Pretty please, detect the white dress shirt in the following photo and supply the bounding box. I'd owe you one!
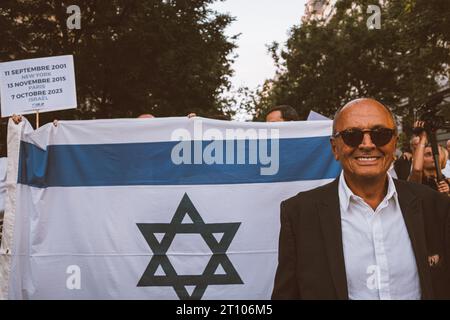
[388,163,397,179]
[338,171,421,300]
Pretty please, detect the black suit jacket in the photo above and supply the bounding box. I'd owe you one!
[272,177,450,300]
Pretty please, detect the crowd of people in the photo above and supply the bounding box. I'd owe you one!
[394,122,450,194]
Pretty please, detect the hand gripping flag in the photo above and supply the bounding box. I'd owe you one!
[0,117,340,299]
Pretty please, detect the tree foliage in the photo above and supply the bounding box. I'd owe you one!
[255,0,450,122]
[0,0,237,123]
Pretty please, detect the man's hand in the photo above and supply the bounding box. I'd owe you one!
[414,121,428,146]
[436,180,449,195]
[11,114,22,125]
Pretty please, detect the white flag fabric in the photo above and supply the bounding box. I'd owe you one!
[0,117,340,300]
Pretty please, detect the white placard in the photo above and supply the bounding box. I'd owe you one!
[0,55,77,117]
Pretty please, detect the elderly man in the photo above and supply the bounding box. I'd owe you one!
[272,98,449,300]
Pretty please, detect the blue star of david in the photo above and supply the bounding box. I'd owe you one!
[137,193,243,300]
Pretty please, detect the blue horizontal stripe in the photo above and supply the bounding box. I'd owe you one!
[18,137,341,188]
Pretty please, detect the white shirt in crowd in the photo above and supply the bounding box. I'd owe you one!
[338,171,421,300]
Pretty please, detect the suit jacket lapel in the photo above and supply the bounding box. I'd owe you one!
[395,180,434,299]
[317,178,349,300]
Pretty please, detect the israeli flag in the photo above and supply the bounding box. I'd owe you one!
[0,117,340,300]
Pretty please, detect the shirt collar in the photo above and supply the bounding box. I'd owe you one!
[338,170,398,212]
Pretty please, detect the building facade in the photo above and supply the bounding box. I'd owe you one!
[302,0,338,24]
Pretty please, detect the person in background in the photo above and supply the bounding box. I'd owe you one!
[265,105,299,122]
[394,135,420,181]
[0,114,26,244]
[394,145,413,180]
[442,139,450,178]
[0,155,6,243]
[408,121,449,196]
[187,113,231,120]
[0,121,6,245]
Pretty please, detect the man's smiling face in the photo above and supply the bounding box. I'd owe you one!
[331,100,398,181]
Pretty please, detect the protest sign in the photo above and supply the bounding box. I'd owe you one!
[0,55,77,117]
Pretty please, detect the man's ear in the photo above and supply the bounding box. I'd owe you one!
[393,134,399,152]
[330,138,339,161]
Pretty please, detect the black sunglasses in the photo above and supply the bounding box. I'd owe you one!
[333,128,396,148]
